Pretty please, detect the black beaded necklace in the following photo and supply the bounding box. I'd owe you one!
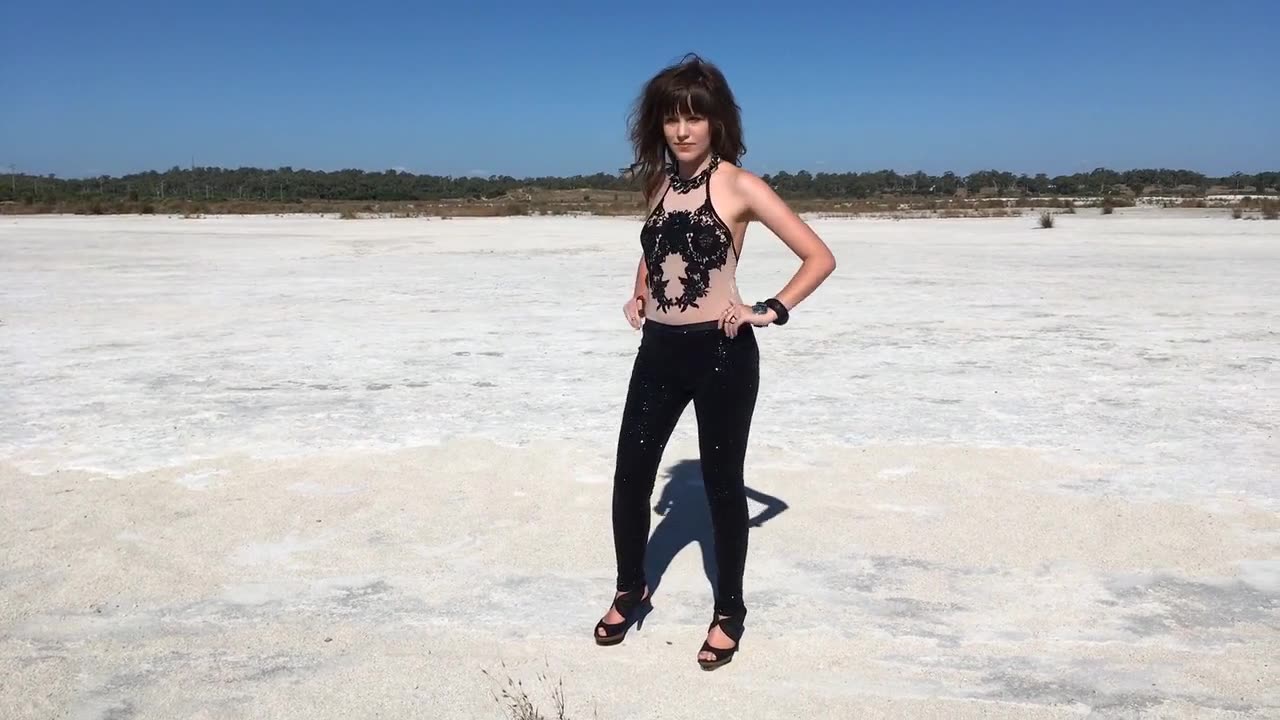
[667,153,720,194]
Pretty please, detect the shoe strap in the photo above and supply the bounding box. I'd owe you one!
[699,639,730,660]
[613,588,646,615]
[709,614,745,641]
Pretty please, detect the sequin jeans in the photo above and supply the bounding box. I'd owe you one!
[612,318,760,617]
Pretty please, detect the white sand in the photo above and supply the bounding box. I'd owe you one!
[1,211,1277,718]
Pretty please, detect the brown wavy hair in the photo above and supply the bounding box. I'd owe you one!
[626,53,745,201]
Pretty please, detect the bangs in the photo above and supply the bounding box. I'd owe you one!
[628,53,745,195]
[659,83,718,120]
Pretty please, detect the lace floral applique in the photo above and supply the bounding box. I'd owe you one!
[640,186,733,313]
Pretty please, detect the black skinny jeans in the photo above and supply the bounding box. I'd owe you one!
[612,318,760,617]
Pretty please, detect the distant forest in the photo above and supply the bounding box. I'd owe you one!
[2,166,1277,206]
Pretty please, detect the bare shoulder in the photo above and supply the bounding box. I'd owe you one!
[724,164,769,196]
[707,163,765,225]
[722,164,833,264]
[727,166,773,211]
[722,164,788,223]
[646,177,671,214]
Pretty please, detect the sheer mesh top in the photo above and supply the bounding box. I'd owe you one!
[639,156,741,325]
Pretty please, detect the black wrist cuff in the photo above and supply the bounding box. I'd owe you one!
[764,298,789,325]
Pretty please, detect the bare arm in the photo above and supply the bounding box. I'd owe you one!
[737,171,837,310]
[623,185,665,328]
[634,182,668,301]
[633,255,647,300]
[623,250,650,329]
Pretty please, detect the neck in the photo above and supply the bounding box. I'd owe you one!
[676,152,713,180]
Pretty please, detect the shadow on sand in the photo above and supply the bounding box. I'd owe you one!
[643,458,789,606]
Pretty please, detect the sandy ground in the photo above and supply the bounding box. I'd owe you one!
[1,210,1277,719]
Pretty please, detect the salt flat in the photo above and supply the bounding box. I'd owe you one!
[1,211,1277,718]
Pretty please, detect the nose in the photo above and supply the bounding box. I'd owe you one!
[676,119,690,140]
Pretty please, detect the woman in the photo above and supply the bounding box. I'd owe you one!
[594,53,836,670]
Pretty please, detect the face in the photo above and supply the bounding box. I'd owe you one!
[663,108,712,165]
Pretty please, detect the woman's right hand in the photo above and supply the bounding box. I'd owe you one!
[623,295,645,329]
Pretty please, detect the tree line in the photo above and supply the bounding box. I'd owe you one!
[3,165,1277,205]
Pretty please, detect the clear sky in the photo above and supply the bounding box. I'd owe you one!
[2,0,1276,179]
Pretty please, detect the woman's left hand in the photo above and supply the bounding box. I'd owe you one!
[718,303,776,338]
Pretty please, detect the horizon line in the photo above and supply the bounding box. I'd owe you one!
[7,163,1279,182]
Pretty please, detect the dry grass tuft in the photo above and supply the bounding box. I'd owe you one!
[1039,211,1054,228]
[481,661,594,720]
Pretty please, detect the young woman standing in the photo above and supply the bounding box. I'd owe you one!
[595,54,837,670]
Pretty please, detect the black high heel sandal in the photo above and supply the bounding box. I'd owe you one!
[697,612,745,670]
[593,587,652,646]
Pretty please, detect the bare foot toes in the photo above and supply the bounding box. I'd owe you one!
[699,615,736,661]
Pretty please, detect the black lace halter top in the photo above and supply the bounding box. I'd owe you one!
[639,155,741,321]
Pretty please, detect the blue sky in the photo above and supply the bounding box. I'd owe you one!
[2,0,1276,179]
